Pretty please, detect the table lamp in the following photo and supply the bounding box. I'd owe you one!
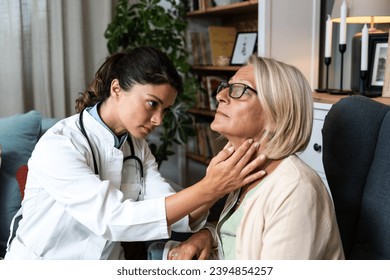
[331,0,390,27]
[331,0,390,96]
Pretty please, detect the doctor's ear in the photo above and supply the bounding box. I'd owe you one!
[110,79,121,98]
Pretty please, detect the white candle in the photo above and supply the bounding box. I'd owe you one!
[361,24,369,71]
[325,15,333,57]
[339,0,347,44]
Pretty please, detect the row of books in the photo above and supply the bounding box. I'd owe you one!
[187,0,215,12]
[190,26,237,66]
[187,122,228,158]
[195,75,225,111]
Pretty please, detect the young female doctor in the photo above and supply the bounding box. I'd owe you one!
[5,46,266,260]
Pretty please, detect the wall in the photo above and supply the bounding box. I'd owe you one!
[258,0,321,90]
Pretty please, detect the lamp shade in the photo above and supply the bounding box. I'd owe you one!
[331,0,390,24]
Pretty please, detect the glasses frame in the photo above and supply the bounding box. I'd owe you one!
[216,81,257,99]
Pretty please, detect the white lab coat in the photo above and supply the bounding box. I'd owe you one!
[5,112,206,259]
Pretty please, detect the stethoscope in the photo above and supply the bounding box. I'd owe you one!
[79,109,146,199]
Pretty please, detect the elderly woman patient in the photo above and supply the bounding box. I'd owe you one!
[166,55,345,260]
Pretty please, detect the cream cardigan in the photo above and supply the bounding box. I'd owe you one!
[212,155,345,260]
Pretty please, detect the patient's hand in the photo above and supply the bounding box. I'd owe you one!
[167,229,213,260]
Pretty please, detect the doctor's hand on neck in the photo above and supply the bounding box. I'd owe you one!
[164,139,268,226]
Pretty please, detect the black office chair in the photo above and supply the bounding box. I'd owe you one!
[322,95,390,259]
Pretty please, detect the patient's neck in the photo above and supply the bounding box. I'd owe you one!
[230,137,264,158]
[229,136,279,177]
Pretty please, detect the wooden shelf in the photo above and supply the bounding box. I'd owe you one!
[188,107,216,117]
[191,65,240,72]
[186,152,211,165]
[313,92,390,106]
[187,1,258,17]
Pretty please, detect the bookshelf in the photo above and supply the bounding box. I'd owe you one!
[187,0,258,17]
[185,0,258,221]
[185,0,258,185]
[191,65,240,72]
[183,1,258,220]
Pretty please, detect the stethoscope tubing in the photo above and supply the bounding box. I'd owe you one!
[79,109,144,178]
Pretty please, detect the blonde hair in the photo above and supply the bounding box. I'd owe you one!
[247,55,313,159]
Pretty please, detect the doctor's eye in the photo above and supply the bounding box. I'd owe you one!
[147,100,159,108]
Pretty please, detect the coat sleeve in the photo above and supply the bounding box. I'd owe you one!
[136,138,207,233]
[28,130,172,242]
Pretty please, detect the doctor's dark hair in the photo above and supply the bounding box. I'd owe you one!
[75,46,183,112]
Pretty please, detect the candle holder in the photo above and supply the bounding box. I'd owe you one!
[360,70,367,95]
[328,44,354,95]
[315,57,336,93]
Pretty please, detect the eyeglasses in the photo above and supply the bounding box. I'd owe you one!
[216,81,257,99]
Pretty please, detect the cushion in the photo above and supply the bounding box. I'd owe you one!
[0,110,42,258]
[40,117,59,138]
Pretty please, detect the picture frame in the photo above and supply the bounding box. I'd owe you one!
[370,42,388,87]
[366,32,388,96]
[382,30,390,98]
[350,32,389,96]
[230,32,258,66]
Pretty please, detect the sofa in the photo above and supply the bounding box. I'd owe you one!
[0,110,58,258]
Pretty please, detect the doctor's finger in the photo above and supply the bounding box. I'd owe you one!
[222,141,232,150]
[239,155,268,185]
[225,139,259,169]
[208,139,256,171]
[242,170,268,186]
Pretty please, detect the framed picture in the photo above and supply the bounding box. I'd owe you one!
[370,42,388,86]
[366,32,389,96]
[230,32,257,66]
[350,32,389,96]
[382,31,390,98]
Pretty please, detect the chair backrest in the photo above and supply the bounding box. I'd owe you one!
[322,95,390,259]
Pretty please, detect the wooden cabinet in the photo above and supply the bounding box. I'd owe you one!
[298,102,332,188]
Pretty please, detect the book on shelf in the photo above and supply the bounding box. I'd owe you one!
[195,75,226,111]
[195,80,210,110]
[198,0,213,11]
[190,32,212,66]
[187,0,204,11]
[187,0,214,12]
[205,76,224,111]
[190,122,227,159]
[192,0,199,11]
[190,32,201,65]
[208,26,237,66]
[205,126,228,157]
[199,32,212,65]
[195,122,209,158]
